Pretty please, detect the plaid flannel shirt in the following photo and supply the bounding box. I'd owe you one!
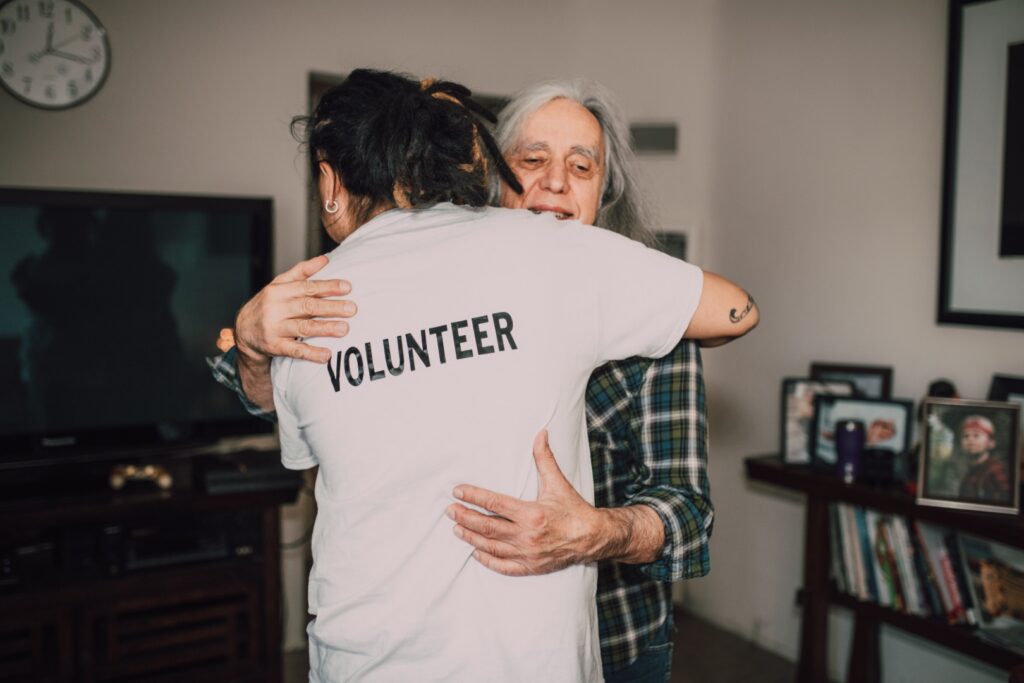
[586,340,711,673]
[208,340,712,673]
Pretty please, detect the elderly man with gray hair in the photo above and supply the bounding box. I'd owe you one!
[215,78,724,682]
[449,79,713,682]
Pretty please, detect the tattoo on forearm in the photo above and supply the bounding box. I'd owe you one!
[730,294,755,324]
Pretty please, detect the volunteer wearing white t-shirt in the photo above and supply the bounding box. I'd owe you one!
[270,69,758,682]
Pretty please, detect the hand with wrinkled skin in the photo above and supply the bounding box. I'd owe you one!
[447,430,665,576]
[235,254,357,411]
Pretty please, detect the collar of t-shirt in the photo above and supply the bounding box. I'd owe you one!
[334,202,470,251]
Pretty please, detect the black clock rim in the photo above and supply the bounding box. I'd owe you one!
[0,0,112,111]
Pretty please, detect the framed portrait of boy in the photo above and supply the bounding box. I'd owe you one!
[918,398,1022,514]
[780,378,855,465]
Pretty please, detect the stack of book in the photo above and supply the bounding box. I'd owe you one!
[827,505,964,621]
[829,503,1024,655]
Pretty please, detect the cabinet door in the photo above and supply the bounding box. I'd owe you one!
[78,566,263,682]
[0,606,72,682]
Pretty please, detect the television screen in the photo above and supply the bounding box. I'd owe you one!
[0,188,273,467]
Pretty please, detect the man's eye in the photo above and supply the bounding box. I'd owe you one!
[522,157,543,165]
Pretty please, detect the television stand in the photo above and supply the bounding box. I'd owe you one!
[0,450,301,682]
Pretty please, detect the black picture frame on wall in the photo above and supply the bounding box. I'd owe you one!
[938,0,1024,330]
[809,362,893,400]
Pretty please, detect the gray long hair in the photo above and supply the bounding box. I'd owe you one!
[492,79,659,246]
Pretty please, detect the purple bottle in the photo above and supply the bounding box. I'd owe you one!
[835,419,865,484]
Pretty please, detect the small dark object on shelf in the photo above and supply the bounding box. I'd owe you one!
[860,448,896,486]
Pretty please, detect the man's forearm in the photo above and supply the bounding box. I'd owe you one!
[237,352,275,412]
[591,504,665,565]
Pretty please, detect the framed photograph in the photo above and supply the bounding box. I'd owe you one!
[990,374,1024,433]
[957,533,1024,654]
[918,398,1022,514]
[810,396,913,467]
[810,362,893,399]
[780,378,855,465]
[937,0,1024,329]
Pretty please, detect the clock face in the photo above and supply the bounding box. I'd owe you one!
[0,0,110,109]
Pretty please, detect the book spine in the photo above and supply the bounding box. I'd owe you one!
[843,504,866,600]
[877,518,907,613]
[946,533,978,626]
[919,523,958,624]
[908,520,941,619]
[864,510,890,607]
[891,517,924,615]
[871,516,897,610]
[840,504,857,596]
[854,507,879,602]
[828,504,848,595]
[938,546,967,624]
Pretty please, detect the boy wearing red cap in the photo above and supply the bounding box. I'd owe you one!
[958,415,1011,504]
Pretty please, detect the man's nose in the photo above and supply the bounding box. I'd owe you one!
[540,164,567,193]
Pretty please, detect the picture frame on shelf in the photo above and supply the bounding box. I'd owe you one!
[957,533,1024,655]
[780,378,855,465]
[989,374,1024,434]
[810,395,913,469]
[809,362,894,399]
[918,398,1022,515]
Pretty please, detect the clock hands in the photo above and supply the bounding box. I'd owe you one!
[52,33,86,51]
[28,22,96,65]
[48,49,95,65]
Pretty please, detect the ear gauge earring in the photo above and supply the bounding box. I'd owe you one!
[325,199,340,214]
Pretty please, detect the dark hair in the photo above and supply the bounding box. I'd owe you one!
[292,69,522,226]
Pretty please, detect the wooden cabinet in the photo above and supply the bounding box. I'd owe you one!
[745,454,1024,683]
[0,470,299,683]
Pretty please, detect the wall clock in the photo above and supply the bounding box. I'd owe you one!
[0,0,110,110]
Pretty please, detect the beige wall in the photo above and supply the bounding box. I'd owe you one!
[689,1,1023,681]
[4,1,1022,678]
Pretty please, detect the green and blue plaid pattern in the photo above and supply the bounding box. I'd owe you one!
[207,347,274,420]
[587,340,711,673]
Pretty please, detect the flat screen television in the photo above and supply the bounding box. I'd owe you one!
[0,187,274,470]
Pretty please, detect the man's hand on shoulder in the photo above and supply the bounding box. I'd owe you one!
[447,430,665,576]
[234,255,357,410]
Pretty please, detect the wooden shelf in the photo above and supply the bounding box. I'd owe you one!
[745,453,1024,683]
[0,486,297,532]
[829,592,1022,671]
[746,454,1024,548]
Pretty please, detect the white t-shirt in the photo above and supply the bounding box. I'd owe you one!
[272,203,703,682]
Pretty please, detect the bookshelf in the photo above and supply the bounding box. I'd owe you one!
[745,454,1024,683]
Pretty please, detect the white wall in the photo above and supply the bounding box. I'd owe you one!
[686,1,1024,681]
